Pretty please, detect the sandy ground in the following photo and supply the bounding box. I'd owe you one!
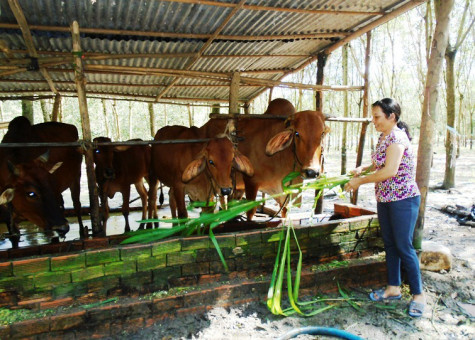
[111,147,475,340]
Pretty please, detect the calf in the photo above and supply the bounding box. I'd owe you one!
[148,126,253,220]
[93,137,151,232]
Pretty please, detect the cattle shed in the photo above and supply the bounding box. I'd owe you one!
[0,0,428,230]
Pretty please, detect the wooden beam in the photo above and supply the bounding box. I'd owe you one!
[71,20,102,237]
[7,0,58,94]
[51,93,61,122]
[155,0,248,101]
[0,23,346,41]
[158,0,384,16]
[229,72,241,114]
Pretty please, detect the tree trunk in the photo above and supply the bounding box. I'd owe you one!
[112,100,120,140]
[442,48,457,189]
[341,44,348,176]
[415,0,454,249]
[21,100,33,123]
[101,99,110,137]
[40,99,50,122]
[128,101,132,139]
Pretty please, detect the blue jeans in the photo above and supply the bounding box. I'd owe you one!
[377,196,422,295]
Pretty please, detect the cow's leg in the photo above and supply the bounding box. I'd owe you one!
[122,187,131,233]
[175,186,188,220]
[98,185,109,234]
[244,181,259,220]
[147,175,159,229]
[168,188,177,219]
[70,178,86,238]
[135,181,148,230]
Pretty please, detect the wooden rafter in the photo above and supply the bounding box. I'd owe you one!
[247,0,428,104]
[157,0,384,16]
[6,0,58,94]
[0,23,346,42]
[155,0,247,101]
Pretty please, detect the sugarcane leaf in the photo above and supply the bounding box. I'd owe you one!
[208,226,228,272]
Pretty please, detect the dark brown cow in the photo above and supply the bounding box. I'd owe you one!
[148,126,253,220]
[264,98,296,115]
[0,116,84,238]
[0,154,69,244]
[93,137,150,232]
[202,110,329,220]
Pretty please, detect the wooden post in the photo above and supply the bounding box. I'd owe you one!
[51,93,61,122]
[351,32,371,205]
[341,44,349,176]
[148,102,155,137]
[415,0,454,249]
[71,20,102,237]
[314,52,328,214]
[227,72,240,138]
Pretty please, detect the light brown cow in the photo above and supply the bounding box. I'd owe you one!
[0,116,84,238]
[93,137,151,232]
[202,110,329,220]
[148,126,254,220]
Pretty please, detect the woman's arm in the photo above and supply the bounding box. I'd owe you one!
[344,143,404,192]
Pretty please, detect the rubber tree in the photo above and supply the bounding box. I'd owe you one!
[442,0,475,189]
[414,0,455,249]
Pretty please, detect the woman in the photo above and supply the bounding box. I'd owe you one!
[344,98,424,318]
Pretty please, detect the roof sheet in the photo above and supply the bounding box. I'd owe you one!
[0,0,425,105]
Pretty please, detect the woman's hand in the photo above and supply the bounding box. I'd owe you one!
[344,177,362,192]
[350,166,365,177]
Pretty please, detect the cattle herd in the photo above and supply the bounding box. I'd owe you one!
[0,99,329,248]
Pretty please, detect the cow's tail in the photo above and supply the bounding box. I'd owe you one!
[159,183,164,207]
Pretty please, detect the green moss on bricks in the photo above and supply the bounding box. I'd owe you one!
[13,258,50,276]
[261,230,282,243]
[51,254,85,271]
[215,235,236,248]
[167,251,197,266]
[181,237,210,251]
[86,249,120,266]
[104,260,137,276]
[0,262,12,277]
[152,239,181,256]
[137,255,167,271]
[71,265,104,282]
[236,231,262,246]
[34,272,71,288]
[120,245,152,260]
[0,276,34,291]
[53,281,88,299]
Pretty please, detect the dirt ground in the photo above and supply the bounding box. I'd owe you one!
[112,147,475,340]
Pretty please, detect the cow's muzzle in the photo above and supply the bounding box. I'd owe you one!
[304,169,319,178]
[104,168,115,179]
[53,224,70,237]
[221,187,232,196]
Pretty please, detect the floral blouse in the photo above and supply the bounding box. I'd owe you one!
[371,127,420,202]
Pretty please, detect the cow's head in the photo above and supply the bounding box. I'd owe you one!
[93,136,130,181]
[0,154,69,236]
[182,137,254,196]
[265,110,330,178]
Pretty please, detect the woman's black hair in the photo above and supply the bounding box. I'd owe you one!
[372,98,412,140]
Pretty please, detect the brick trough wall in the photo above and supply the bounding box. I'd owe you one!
[0,204,385,338]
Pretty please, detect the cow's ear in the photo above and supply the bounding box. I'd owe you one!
[0,188,15,205]
[182,157,206,183]
[324,125,331,134]
[49,162,63,174]
[233,151,254,177]
[265,129,294,156]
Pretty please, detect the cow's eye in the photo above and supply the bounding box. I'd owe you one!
[295,131,300,138]
[95,149,100,154]
[209,160,215,166]
[27,192,37,198]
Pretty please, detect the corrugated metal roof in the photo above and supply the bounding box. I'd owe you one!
[0,0,425,104]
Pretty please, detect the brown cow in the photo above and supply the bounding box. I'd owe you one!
[148,126,254,220]
[0,153,69,246]
[264,98,296,115]
[0,116,84,238]
[93,137,150,232]
[202,110,329,220]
